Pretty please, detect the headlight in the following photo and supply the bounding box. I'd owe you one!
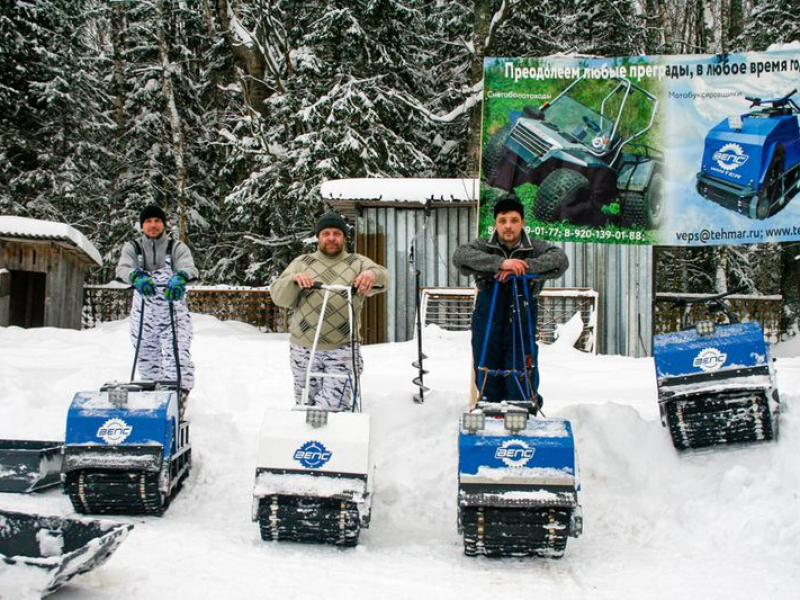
[696,320,715,336]
[108,387,128,407]
[306,408,329,428]
[504,411,528,433]
[462,412,485,433]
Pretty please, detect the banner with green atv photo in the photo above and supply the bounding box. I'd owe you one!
[480,50,800,246]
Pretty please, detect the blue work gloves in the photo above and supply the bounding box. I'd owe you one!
[129,269,156,296]
[164,271,189,302]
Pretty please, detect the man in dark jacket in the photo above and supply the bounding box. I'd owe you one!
[453,192,568,405]
[116,205,198,415]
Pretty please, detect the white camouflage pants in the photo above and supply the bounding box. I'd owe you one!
[290,343,363,411]
[129,266,195,390]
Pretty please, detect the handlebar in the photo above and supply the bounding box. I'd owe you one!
[299,281,385,293]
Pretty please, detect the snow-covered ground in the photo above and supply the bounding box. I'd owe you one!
[1,316,799,599]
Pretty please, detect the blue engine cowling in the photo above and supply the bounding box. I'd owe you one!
[458,415,580,507]
[653,321,768,381]
[63,388,179,473]
[653,321,779,449]
[698,112,800,192]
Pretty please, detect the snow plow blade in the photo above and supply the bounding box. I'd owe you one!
[63,382,191,516]
[458,406,582,558]
[0,440,63,493]
[654,322,779,450]
[0,509,132,598]
[252,409,372,547]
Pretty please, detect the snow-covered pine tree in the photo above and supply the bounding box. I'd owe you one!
[208,0,470,284]
[0,0,112,235]
[738,0,800,51]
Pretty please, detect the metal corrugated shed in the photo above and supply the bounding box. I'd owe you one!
[324,179,653,357]
[555,242,653,357]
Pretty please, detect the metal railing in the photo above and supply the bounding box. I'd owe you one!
[419,287,599,353]
[653,292,782,344]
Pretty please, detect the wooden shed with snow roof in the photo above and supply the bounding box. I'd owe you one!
[0,216,103,329]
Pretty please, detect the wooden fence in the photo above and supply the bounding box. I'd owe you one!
[83,285,286,332]
[85,286,783,349]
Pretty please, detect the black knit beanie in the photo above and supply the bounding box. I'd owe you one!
[492,192,525,219]
[139,204,167,227]
[314,212,348,237]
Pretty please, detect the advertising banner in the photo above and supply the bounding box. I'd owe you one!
[480,50,800,246]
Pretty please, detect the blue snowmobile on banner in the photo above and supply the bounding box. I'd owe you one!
[457,275,583,558]
[696,89,800,219]
[653,288,780,450]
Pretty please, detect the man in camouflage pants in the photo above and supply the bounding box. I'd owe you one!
[116,205,198,416]
[271,212,389,411]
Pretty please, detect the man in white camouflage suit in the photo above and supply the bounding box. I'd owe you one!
[116,205,198,415]
[271,212,389,411]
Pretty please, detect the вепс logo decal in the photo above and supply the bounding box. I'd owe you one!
[97,418,133,445]
[294,440,332,469]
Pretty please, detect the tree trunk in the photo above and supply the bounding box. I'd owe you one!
[715,247,729,293]
[465,0,492,178]
[111,1,126,128]
[155,0,188,241]
[656,0,673,53]
[215,0,273,118]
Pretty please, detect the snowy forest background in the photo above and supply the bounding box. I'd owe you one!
[2,0,800,333]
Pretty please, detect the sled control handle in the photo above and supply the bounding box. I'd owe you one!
[746,89,798,109]
[304,282,384,293]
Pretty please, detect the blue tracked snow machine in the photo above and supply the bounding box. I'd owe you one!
[696,89,800,219]
[457,276,582,558]
[63,382,191,515]
[653,290,780,450]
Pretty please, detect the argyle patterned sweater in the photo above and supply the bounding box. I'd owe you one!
[270,250,389,350]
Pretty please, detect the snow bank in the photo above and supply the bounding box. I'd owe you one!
[0,317,798,599]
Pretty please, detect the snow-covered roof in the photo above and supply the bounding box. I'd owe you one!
[0,216,103,267]
[321,178,479,203]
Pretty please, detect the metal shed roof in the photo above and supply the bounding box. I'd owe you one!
[322,178,479,203]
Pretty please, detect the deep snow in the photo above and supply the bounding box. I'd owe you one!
[1,316,799,599]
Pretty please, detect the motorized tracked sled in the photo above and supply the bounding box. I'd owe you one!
[653,289,780,450]
[0,509,132,598]
[253,284,373,547]
[63,295,191,515]
[458,275,582,558]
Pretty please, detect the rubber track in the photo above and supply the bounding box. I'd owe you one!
[460,505,571,558]
[256,495,360,547]
[65,470,171,515]
[665,389,775,450]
